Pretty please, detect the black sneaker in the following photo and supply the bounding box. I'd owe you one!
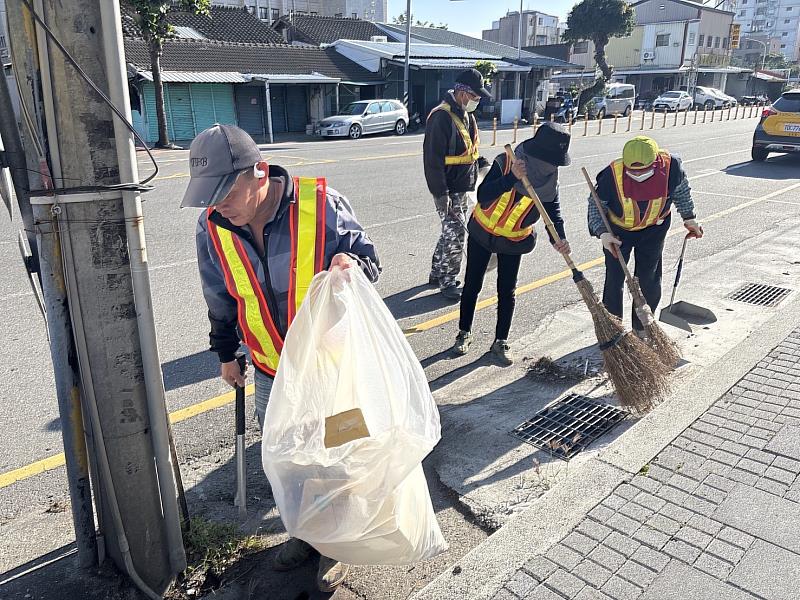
[440,284,462,301]
[428,274,439,286]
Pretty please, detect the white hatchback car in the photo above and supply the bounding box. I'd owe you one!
[653,91,693,112]
[317,100,409,140]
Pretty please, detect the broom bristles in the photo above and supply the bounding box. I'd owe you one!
[627,276,682,369]
[574,278,670,413]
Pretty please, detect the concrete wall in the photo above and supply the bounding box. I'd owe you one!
[210,0,388,21]
[635,0,701,25]
[606,26,644,69]
[642,21,689,68]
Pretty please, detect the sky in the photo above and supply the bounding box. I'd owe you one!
[385,0,576,39]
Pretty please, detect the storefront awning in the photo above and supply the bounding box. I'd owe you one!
[387,58,529,72]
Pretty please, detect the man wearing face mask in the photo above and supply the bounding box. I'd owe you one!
[423,68,491,301]
[454,122,572,364]
[588,136,704,337]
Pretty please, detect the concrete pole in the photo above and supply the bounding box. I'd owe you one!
[514,0,523,99]
[0,21,97,568]
[16,0,184,595]
[403,0,411,106]
[264,80,274,144]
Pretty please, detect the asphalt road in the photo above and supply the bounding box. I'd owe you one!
[2,110,800,568]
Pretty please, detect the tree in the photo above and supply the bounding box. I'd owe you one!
[474,60,497,81]
[392,13,448,29]
[127,0,210,148]
[562,0,635,111]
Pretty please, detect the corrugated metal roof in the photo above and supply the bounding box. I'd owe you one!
[389,58,529,72]
[247,73,341,83]
[339,40,497,59]
[173,26,207,40]
[136,70,247,83]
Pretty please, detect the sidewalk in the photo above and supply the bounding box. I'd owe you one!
[416,320,800,600]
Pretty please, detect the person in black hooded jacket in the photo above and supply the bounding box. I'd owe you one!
[453,122,572,365]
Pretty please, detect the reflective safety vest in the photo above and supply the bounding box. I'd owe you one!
[429,102,480,165]
[472,156,535,241]
[206,177,328,375]
[609,151,672,231]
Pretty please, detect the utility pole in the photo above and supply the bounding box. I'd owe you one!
[6,1,185,597]
[403,0,412,107]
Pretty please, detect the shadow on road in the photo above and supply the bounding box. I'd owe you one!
[384,283,459,321]
[725,154,800,179]
[161,350,221,392]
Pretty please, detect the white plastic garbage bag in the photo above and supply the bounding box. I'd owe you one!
[261,266,447,565]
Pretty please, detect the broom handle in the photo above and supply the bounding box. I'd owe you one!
[503,145,579,272]
[581,167,638,288]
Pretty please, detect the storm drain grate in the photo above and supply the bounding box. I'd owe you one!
[728,283,792,308]
[510,393,628,461]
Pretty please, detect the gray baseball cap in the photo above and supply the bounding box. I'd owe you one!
[180,124,263,208]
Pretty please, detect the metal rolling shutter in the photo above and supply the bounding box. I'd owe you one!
[211,84,237,125]
[167,84,196,141]
[234,86,265,137]
[190,84,215,134]
[285,85,308,132]
[269,84,287,134]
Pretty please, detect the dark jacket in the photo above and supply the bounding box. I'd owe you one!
[470,151,566,256]
[423,92,487,197]
[196,165,381,370]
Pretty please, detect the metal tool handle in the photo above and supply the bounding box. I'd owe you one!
[234,353,247,517]
[504,145,582,277]
[667,235,690,310]
[235,353,246,435]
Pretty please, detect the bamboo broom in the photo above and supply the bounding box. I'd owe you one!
[504,145,668,412]
[581,167,681,369]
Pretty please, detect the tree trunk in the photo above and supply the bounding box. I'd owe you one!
[150,47,171,148]
[593,35,613,81]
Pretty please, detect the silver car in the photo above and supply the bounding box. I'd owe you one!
[317,100,409,140]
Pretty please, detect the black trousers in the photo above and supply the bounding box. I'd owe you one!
[603,217,670,331]
[458,236,523,340]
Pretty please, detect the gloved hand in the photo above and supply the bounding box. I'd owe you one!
[552,239,571,256]
[684,218,704,239]
[434,194,450,214]
[510,158,527,181]
[600,232,623,258]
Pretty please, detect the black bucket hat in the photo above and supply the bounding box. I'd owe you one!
[455,68,492,99]
[522,121,572,167]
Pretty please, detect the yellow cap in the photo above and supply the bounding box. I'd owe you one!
[622,136,659,168]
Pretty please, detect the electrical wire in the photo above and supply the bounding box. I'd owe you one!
[19,0,160,186]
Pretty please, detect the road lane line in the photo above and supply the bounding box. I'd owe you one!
[0,384,256,489]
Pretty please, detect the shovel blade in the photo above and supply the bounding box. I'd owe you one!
[659,308,693,332]
[666,301,717,324]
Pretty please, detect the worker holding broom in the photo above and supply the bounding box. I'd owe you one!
[453,122,572,364]
[588,136,704,340]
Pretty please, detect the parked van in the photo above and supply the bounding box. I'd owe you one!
[589,83,636,119]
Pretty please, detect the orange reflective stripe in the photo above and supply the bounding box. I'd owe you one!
[473,190,535,241]
[431,103,480,165]
[610,154,671,231]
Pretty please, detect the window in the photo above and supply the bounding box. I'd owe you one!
[573,40,589,53]
[259,6,268,19]
[707,35,713,47]
[781,43,787,48]
[784,31,789,36]
[656,33,670,47]
[788,6,794,10]
[352,12,357,18]
[366,103,380,114]
[688,32,696,45]
[538,17,543,25]
[714,36,720,48]
[335,13,343,17]
[698,34,705,46]
[774,93,800,112]
[247,6,255,14]
[723,37,729,48]
[310,11,318,15]
[272,8,279,20]
[381,101,395,112]
[786,19,792,23]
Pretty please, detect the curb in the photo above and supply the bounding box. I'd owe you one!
[413,292,800,600]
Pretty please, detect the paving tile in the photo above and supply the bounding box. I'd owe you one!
[523,585,562,600]
[604,531,640,558]
[716,526,755,551]
[764,465,796,486]
[744,448,775,464]
[587,544,627,572]
[544,568,585,598]
[588,504,615,523]
[632,526,671,551]
[616,483,639,500]
[574,588,613,600]
[619,501,654,522]
[772,455,800,472]
[576,519,613,543]
[693,483,727,505]
[663,539,702,563]
[639,562,755,600]
[755,477,789,497]
[706,539,745,564]
[702,473,736,493]
[674,526,713,550]
[656,486,689,506]
[713,486,800,553]
[693,552,733,580]
[645,514,681,536]
[727,469,759,486]
[607,513,640,536]
[730,539,800,600]
[681,495,717,516]
[492,588,520,600]
[563,532,599,556]
[630,545,670,573]
[602,495,627,511]
[630,475,661,494]
[657,502,693,524]
[617,559,658,588]
[632,491,667,513]
[573,559,613,589]
[667,473,700,494]
[600,575,641,600]
[545,544,583,571]
[505,570,537,598]
[522,555,558,582]
[686,514,723,536]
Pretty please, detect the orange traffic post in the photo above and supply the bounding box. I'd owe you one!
[583,114,589,136]
[613,114,618,133]
[683,108,688,126]
[492,117,497,146]
[711,107,716,123]
[702,107,707,123]
[673,108,679,127]
[694,106,699,124]
[662,108,668,128]
[568,113,573,134]
[641,109,646,130]
[727,105,732,121]
[597,115,603,135]
[650,109,656,129]
[513,117,518,144]
[627,109,633,132]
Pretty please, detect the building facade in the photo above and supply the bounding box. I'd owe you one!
[482,10,561,48]
[732,0,800,61]
[0,0,8,64]
[210,0,388,22]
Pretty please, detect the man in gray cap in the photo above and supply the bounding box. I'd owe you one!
[185,124,380,592]
[423,68,491,300]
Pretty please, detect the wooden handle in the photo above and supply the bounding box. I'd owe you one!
[581,167,635,283]
[504,144,578,271]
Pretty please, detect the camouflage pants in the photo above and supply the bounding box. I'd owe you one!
[430,192,469,288]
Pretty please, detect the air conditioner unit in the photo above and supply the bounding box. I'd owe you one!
[370,35,388,43]
[643,51,656,60]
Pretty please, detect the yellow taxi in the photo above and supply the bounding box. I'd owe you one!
[752,89,800,161]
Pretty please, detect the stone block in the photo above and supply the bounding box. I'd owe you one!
[730,539,800,600]
[639,562,755,600]
[713,486,800,553]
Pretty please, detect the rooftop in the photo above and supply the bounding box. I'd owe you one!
[272,14,396,45]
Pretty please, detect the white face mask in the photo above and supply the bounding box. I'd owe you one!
[626,168,655,183]
[465,98,480,112]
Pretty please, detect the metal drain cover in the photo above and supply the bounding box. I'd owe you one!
[510,393,628,461]
[728,283,792,307]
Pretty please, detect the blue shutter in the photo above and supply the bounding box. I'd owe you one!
[141,82,158,144]
[167,83,196,141]
[211,84,237,125]
[270,85,287,134]
[234,86,265,137]
[286,86,308,132]
[190,84,216,134]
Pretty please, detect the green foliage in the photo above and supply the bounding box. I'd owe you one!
[182,517,265,582]
[562,0,635,80]
[392,12,448,29]
[474,60,497,80]
[126,0,210,51]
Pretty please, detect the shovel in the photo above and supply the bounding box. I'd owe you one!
[659,235,717,332]
[233,353,247,519]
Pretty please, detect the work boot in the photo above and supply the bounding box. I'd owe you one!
[453,330,473,355]
[273,538,314,571]
[490,339,514,366]
[317,555,350,593]
[428,273,440,286]
[440,283,462,301]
